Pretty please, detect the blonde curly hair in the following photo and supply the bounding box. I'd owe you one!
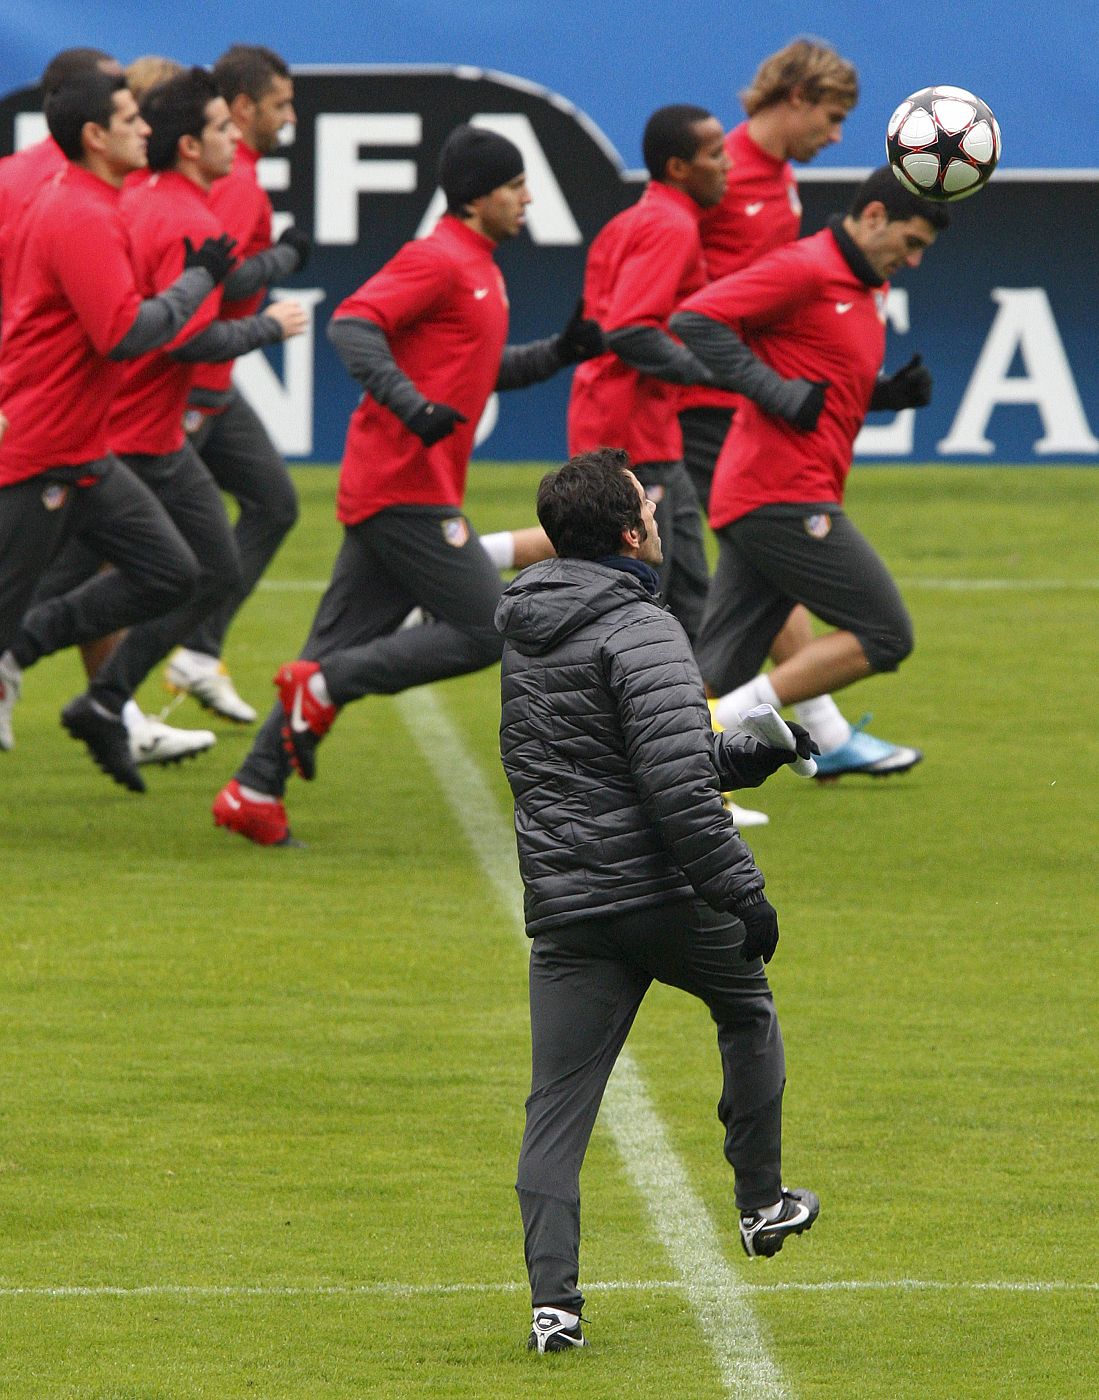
[740,38,858,116]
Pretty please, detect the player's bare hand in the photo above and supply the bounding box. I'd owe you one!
[264,300,309,340]
[0,410,8,445]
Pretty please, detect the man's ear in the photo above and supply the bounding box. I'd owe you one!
[227,93,255,132]
[82,119,109,157]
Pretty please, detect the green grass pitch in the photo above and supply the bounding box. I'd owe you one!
[1,463,1096,1398]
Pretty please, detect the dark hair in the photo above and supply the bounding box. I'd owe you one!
[642,104,714,181]
[142,67,220,172]
[212,44,290,104]
[45,69,125,160]
[850,164,952,230]
[536,448,647,559]
[41,47,117,95]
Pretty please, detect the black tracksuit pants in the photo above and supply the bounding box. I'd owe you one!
[517,896,786,1315]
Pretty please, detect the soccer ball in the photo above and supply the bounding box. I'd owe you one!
[886,86,1001,201]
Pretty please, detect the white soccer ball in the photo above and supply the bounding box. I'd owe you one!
[886,85,1001,202]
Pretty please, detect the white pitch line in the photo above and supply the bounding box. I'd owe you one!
[396,686,788,1400]
[2,1278,1093,1300]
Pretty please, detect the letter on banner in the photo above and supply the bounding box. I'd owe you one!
[938,288,1099,455]
[316,114,421,245]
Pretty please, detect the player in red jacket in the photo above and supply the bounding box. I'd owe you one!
[671,167,948,756]
[679,40,918,792]
[213,124,602,845]
[4,68,306,791]
[567,104,728,645]
[0,68,238,774]
[165,45,310,724]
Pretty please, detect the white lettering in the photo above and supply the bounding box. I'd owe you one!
[233,287,327,456]
[855,289,915,457]
[414,112,581,245]
[315,114,421,245]
[14,112,47,151]
[938,288,1099,455]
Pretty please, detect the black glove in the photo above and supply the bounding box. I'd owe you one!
[786,721,820,764]
[182,233,238,285]
[788,379,829,432]
[554,298,604,364]
[277,225,312,272]
[406,401,468,447]
[870,353,932,411]
[734,893,780,964]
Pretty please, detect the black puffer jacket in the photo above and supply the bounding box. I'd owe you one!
[496,558,780,936]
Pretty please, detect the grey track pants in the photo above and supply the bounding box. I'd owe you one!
[517,898,786,1315]
[183,390,299,659]
[4,456,199,667]
[236,504,505,797]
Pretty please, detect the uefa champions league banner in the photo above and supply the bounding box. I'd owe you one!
[2,65,1098,466]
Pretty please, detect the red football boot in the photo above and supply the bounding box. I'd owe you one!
[212,779,296,846]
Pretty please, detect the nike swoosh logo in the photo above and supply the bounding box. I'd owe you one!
[290,687,310,734]
[223,789,242,810]
[745,202,764,216]
[836,302,854,314]
[473,288,489,300]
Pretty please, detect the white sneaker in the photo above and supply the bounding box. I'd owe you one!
[126,707,217,766]
[723,798,770,828]
[164,648,257,723]
[0,651,22,751]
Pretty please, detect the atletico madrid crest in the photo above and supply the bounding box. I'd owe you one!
[803,514,832,540]
[442,516,470,547]
[41,484,68,511]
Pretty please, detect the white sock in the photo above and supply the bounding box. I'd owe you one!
[480,530,515,571]
[307,671,333,708]
[239,784,277,804]
[714,673,779,730]
[756,1199,784,1222]
[0,648,21,677]
[792,695,851,753]
[122,699,143,729]
[533,1306,579,1328]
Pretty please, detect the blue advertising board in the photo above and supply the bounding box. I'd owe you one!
[2,66,1097,465]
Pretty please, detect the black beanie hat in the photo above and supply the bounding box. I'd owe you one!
[438,124,525,208]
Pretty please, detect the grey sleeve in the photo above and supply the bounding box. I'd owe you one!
[220,242,299,302]
[669,310,815,420]
[170,312,284,363]
[496,337,564,391]
[107,266,216,360]
[326,315,427,425]
[606,323,715,386]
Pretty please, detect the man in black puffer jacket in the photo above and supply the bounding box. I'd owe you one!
[497,447,820,1354]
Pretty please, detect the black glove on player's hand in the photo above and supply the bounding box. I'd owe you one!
[786,378,829,432]
[406,401,469,446]
[183,233,238,285]
[872,353,932,411]
[277,225,313,272]
[735,894,780,964]
[554,298,605,363]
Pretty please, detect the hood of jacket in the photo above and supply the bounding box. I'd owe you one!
[495,557,660,657]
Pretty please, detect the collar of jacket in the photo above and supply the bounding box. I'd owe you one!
[595,555,661,594]
[827,214,885,288]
